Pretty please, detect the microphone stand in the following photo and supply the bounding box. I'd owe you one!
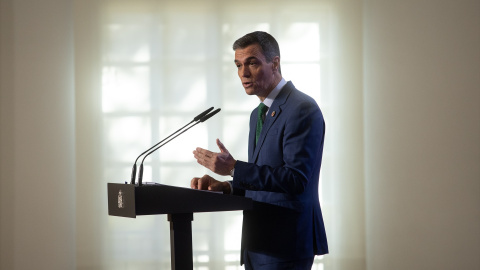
[137,108,221,186]
[130,107,214,185]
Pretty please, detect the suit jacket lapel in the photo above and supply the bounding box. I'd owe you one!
[251,81,294,163]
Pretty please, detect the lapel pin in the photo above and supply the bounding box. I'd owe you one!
[271,111,276,117]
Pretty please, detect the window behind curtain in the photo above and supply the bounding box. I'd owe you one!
[102,1,333,269]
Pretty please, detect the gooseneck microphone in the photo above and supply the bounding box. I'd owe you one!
[130,107,214,185]
[137,108,221,186]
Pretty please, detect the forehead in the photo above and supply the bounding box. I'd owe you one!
[234,44,266,62]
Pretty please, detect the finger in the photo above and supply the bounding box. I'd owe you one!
[193,150,207,164]
[197,175,212,190]
[216,138,229,153]
[193,150,202,161]
[195,149,216,164]
[195,153,212,169]
[198,175,210,190]
[195,147,215,157]
[197,177,205,190]
[209,181,230,194]
[194,150,218,172]
[191,177,199,189]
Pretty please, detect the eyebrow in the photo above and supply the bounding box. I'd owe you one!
[234,56,259,64]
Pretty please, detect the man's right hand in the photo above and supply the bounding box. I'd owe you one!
[190,174,231,194]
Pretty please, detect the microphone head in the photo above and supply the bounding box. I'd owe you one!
[199,108,221,122]
[194,107,214,121]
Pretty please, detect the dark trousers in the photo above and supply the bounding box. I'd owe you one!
[244,250,314,270]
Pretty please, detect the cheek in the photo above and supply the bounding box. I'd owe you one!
[254,71,266,85]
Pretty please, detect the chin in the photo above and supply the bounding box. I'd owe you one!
[244,88,256,96]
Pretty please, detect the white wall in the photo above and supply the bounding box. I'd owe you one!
[327,1,366,269]
[364,1,480,269]
[0,0,76,269]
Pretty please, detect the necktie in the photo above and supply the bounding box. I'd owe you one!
[255,103,269,145]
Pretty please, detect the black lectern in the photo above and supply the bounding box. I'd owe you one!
[107,183,252,270]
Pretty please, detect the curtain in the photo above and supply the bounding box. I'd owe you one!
[74,0,365,269]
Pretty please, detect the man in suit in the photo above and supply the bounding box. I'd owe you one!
[191,31,328,269]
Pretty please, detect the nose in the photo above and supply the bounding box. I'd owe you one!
[240,66,250,78]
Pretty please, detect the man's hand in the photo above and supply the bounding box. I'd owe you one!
[190,174,231,194]
[193,138,236,176]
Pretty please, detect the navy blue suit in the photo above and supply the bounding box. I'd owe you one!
[232,81,328,266]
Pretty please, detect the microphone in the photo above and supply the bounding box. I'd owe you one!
[137,108,221,186]
[198,108,221,122]
[130,107,214,185]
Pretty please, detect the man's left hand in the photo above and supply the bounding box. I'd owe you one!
[193,138,236,176]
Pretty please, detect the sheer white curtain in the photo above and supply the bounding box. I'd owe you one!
[75,0,365,269]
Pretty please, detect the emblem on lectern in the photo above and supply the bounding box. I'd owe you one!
[118,189,125,209]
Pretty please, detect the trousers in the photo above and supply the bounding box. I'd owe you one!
[244,250,315,270]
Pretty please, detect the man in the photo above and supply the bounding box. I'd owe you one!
[191,31,328,269]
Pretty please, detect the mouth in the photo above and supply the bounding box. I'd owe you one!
[243,82,253,88]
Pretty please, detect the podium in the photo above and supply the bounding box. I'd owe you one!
[107,183,252,269]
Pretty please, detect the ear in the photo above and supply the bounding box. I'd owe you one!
[272,56,280,72]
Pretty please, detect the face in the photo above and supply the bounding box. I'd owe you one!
[234,44,280,100]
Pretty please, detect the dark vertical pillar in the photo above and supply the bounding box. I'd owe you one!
[168,213,194,270]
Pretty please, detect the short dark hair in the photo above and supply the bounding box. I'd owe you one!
[232,31,281,64]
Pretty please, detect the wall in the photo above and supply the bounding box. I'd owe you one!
[363,0,480,269]
[327,0,366,269]
[0,0,76,269]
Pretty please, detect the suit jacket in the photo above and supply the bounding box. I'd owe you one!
[232,81,329,264]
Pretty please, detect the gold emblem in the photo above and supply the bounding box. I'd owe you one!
[271,111,276,117]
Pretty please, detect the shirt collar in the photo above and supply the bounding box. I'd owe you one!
[262,77,286,109]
